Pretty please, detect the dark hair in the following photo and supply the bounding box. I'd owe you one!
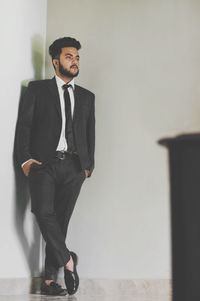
[49,37,81,59]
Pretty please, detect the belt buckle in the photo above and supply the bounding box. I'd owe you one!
[60,152,66,160]
[56,151,66,160]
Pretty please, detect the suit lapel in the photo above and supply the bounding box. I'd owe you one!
[73,85,82,123]
[47,79,83,122]
[48,77,62,118]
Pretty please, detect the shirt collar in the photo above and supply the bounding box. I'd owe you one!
[55,75,75,90]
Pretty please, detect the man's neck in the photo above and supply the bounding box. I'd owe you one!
[55,73,73,84]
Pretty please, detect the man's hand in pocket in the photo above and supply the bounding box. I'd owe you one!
[22,159,42,177]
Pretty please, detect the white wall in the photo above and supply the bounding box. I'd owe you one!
[0,0,47,278]
[46,0,200,279]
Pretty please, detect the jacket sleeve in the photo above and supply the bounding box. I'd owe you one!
[16,82,36,165]
[87,94,95,177]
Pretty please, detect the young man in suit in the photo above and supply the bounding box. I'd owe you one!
[16,37,95,296]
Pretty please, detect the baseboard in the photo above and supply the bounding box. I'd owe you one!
[0,278,172,296]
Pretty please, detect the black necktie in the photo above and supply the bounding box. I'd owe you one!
[62,84,76,152]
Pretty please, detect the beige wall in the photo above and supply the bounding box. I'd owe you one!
[46,0,200,279]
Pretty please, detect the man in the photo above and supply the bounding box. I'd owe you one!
[16,37,95,296]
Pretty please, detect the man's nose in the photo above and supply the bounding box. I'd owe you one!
[72,57,79,63]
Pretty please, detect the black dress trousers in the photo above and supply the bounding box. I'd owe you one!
[28,154,86,280]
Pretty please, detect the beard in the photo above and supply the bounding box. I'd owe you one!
[58,61,79,78]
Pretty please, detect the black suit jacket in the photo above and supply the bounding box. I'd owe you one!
[16,77,95,175]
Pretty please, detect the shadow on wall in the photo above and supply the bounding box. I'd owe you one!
[13,35,45,293]
[159,133,200,301]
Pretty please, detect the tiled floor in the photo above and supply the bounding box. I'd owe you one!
[0,279,171,301]
[0,295,171,301]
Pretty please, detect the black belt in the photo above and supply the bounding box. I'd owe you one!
[55,150,78,160]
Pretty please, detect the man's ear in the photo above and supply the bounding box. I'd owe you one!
[52,59,58,69]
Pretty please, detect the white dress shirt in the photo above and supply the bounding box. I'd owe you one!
[55,75,75,151]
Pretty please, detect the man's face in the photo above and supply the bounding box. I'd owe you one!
[54,47,80,78]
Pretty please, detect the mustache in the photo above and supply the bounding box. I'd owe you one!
[71,65,78,68]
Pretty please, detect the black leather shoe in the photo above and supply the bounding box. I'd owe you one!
[41,281,67,296]
[64,251,79,295]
